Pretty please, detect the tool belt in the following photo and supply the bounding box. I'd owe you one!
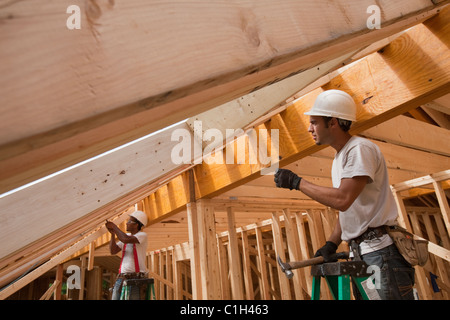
[351,225,429,267]
[352,225,388,245]
[385,225,429,267]
[117,272,148,280]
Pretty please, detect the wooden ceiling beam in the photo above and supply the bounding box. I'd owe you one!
[0,49,375,265]
[360,115,450,157]
[0,1,445,194]
[143,7,450,224]
[421,104,450,129]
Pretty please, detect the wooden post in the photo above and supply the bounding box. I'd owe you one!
[55,264,63,300]
[282,209,307,300]
[408,211,434,300]
[241,230,255,300]
[197,200,221,299]
[226,207,244,299]
[432,180,450,236]
[166,249,173,300]
[152,252,160,300]
[271,211,291,300]
[218,238,231,299]
[422,213,450,297]
[186,202,202,300]
[392,189,413,231]
[173,260,183,300]
[78,256,86,300]
[159,251,165,300]
[305,210,330,299]
[86,266,102,300]
[87,242,95,271]
[255,227,270,300]
[295,211,312,295]
[186,169,202,299]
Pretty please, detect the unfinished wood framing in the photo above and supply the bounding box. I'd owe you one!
[1,0,447,195]
[122,8,450,226]
[1,4,450,301]
[392,170,450,300]
[143,177,450,300]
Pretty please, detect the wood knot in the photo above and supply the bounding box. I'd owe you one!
[86,0,102,22]
[240,11,261,48]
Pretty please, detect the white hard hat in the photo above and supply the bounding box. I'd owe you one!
[304,90,356,122]
[130,210,148,227]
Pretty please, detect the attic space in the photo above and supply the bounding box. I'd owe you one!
[1,1,449,301]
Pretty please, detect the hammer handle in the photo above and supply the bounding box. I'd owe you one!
[288,256,324,269]
[287,252,349,270]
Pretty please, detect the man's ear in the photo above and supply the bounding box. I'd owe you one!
[329,117,338,128]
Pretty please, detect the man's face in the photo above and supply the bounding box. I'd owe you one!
[308,116,331,146]
[126,217,139,233]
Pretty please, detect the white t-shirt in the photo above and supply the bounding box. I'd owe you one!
[117,231,148,273]
[332,136,397,254]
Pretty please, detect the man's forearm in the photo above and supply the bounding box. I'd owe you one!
[298,179,347,211]
[109,233,121,255]
[328,219,342,246]
[298,176,368,212]
[109,223,139,244]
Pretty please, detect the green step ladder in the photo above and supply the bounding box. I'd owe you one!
[310,260,378,300]
[120,278,156,300]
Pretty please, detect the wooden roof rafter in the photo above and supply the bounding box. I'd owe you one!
[2,5,443,274]
[143,7,450,226]
[0,0,447,194]
[0,2,450,298]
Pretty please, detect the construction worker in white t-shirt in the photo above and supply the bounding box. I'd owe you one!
[106,210,148,300]
[274,90,415,300]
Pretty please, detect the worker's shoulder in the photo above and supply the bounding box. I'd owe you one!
[350,136,379,149]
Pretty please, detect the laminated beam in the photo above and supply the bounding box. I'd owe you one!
[0,0,446,193]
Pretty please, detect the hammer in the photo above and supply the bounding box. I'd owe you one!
[277,252,349,279]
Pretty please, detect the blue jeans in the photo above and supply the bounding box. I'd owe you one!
[111,278,141,300]
[360,244,415,300]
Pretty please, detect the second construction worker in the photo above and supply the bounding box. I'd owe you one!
[274,90,415,300]
[106,210,149,300]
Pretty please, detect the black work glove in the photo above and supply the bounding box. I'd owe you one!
[314,241,338,262]
[274,169,302,190]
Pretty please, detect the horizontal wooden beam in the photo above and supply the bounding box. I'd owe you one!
[187,51,358,150]
[0,122,197,261]
[361,115,450,157]
[143,7,450,224]
[391,170,450,192]
[0,51,358,263]
[0,0,445,193]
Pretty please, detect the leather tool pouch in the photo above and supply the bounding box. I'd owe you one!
[386,225,429,266]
